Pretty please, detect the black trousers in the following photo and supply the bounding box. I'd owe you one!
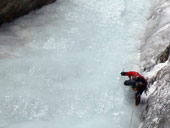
[124,80,145,105]
[124,80,136,87]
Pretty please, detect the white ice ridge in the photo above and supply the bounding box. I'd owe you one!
[141,60,168,98]
[144,60,168,80]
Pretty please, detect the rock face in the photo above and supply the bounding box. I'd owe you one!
[140,0,170,127]
[0,0,56,25]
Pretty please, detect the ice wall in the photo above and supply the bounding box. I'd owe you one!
[0,0,152,128]
[139,0,170,127]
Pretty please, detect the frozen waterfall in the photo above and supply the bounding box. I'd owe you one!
[0,0,151,128]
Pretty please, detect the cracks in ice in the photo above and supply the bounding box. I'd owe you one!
[147,1,170,21]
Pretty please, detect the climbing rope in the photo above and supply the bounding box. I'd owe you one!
[129,101,135,128]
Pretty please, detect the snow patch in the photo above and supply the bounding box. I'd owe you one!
[144,60,168,80]
[142,61,168,101]
[142,81,157,100]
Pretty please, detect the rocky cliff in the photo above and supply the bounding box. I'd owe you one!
[140,0,170,127]
[0,0,56,25]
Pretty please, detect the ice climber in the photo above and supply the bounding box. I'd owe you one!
[120,71,147,106]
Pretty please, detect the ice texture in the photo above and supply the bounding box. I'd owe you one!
[140,0,170,127]
[0,0,151,128]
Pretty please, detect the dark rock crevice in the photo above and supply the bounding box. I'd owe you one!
[0,0,56,25]
[156,44,170,64]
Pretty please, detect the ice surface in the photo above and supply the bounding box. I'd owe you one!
[139,0,170,127]
[0,0,151,128]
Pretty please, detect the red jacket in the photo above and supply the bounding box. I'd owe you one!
[125,71,147,85]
